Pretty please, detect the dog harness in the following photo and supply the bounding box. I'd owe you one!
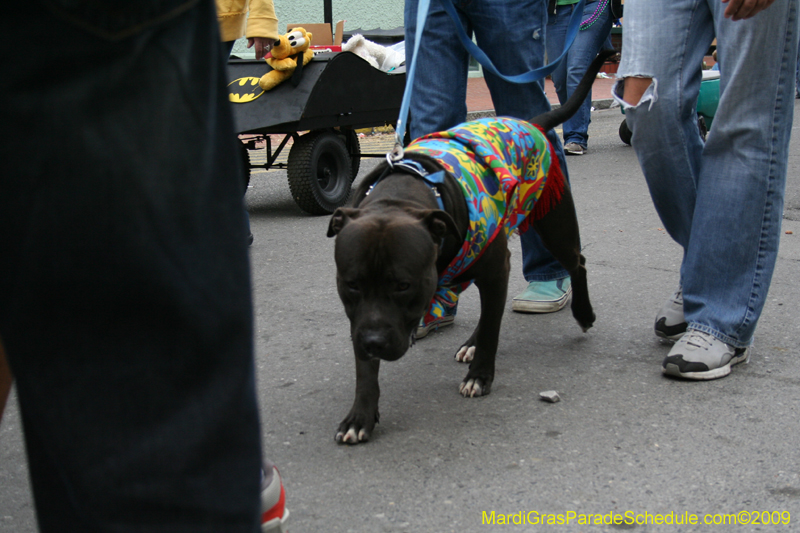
[404,116,565,325]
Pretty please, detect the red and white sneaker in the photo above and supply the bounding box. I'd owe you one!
[261,463,289,533]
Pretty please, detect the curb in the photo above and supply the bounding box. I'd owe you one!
[466,98,617,122]
[358,98,618,134]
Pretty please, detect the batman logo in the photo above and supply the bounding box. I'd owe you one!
[228,77,264,103]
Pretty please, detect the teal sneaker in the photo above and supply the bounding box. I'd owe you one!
[512,278,572,313]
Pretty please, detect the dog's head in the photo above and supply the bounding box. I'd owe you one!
[327,206,456,361]
[265,28,312,61]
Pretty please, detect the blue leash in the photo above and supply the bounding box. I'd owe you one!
[393,0,586,158]
[391,0,432,160]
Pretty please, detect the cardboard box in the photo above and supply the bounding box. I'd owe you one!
[286,20,345,47]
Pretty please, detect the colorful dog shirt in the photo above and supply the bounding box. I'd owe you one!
[404,116,565,326]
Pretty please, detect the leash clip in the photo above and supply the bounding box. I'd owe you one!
[390,143,404,162]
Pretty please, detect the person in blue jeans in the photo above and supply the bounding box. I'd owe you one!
[405,0,576,337]
[217,0,280,247]
[615,0,798,380]
[547,0,613,156]
[1,1,265,530]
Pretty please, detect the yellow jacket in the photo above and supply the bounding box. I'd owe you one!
[216,0,279,42]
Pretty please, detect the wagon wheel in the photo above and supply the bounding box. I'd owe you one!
[698,115,708,142]
[619,118,632,146]
[287,130,353,215]
[240,141,251,191]
[342,129,361,180]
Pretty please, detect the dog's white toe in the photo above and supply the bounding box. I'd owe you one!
[455,345,475,363]
[459,379,482,397]
[337,428,367,444]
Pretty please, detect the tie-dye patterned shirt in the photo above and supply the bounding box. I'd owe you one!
[405,116,564,324]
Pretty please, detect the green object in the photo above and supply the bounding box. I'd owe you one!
[697,76,720,129]
[619,73,720,131]
[511,278,572,313]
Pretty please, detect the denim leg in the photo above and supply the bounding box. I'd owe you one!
[469,0,569,281]
[405,0,470,139]
[796,44,800,97]
[547,0,613,147]
[615,0,713,249]
[547,5,572,119]
[520,126,571,281]
[617,0,798,347]
[467,0,550,120]
[0,2,261,531]
[684,0,798,347]
[405,0,553,136]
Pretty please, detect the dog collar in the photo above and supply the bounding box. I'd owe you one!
[366,157,446,211]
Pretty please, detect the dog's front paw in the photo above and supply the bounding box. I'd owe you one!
[454,345,475,363]
[459,377,491,397]
[335,410,379,445]
[335,426,370,444]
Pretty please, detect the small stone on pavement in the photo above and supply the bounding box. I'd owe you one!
[539,390,561,403]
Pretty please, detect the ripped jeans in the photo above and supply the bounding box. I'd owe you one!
[613,0,799,348]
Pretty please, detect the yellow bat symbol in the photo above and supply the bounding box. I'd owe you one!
[228,77,264,103]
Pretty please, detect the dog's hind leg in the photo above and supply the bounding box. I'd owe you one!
[531,183,596,331]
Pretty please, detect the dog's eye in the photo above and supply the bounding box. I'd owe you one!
[346,281,360,292]
[396,282,410,292]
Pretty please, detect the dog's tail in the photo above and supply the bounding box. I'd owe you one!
[529,49,617,132]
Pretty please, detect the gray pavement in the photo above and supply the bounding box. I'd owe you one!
[3,105,800,532]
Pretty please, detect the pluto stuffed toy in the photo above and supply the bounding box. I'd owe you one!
[259,28,314,91]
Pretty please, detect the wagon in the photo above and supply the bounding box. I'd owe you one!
[227,51,406,215]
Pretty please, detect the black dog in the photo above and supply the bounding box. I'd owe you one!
[327,51,613,444]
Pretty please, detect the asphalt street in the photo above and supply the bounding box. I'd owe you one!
[2,104,800,532]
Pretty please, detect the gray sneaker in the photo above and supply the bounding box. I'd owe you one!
[415,312,455,339]
[564,142,585,155]
[662,329,751,380]
[654,286,687,340]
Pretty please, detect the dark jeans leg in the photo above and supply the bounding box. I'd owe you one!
[0,2,261,532]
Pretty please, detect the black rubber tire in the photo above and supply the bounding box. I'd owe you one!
[240,141,251,191]
[287,131,353,215]
[342,129,361,180]
[698,115,708,142]
[619,118,632,146]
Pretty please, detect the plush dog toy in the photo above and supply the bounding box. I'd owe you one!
[342,34,404,72]
[259,28,314,91]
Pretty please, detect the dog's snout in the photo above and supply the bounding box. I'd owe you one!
[354,321,410,361]
[360,330,390,356]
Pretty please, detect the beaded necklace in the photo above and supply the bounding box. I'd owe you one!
[580,0,609,30]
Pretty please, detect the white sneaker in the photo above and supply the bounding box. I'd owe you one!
[261,464,289,533]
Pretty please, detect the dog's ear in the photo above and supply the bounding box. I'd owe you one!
[412,209,463,244]
[327,207,361,237]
